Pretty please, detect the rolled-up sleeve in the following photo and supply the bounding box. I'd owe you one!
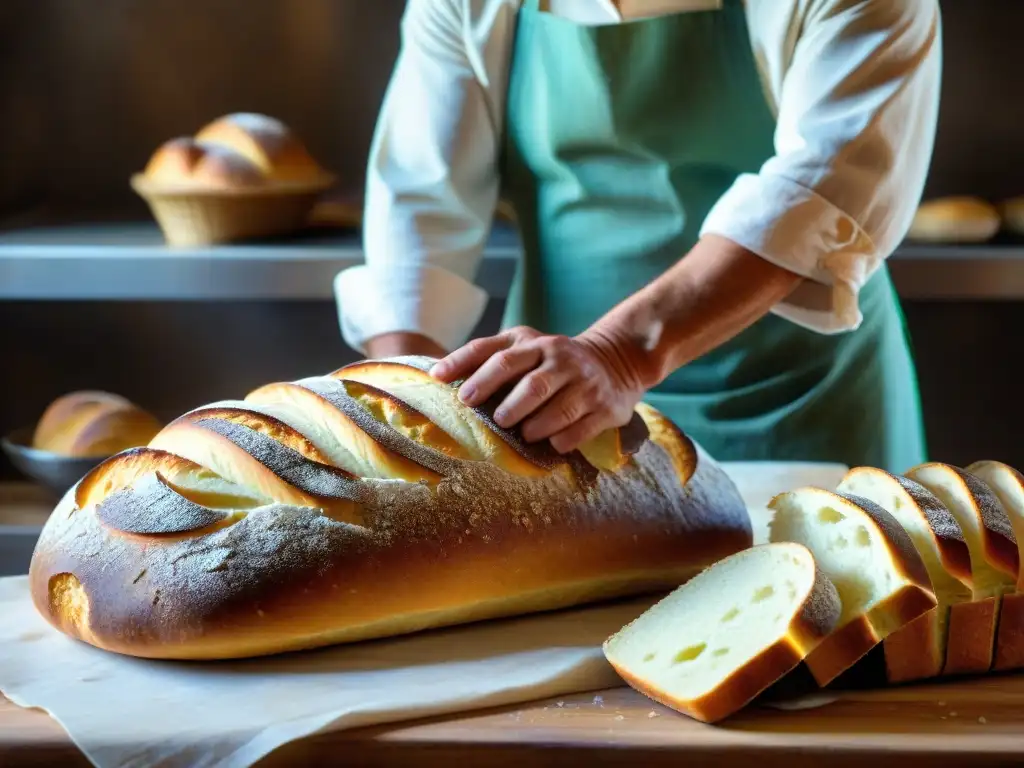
[700,0,942,333]
[335,0,506,354]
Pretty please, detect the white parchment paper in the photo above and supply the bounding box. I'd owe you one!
[0,461,847,767]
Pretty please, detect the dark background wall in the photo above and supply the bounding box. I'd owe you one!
[1,0,1022,479]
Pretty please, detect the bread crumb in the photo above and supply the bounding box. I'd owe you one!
[937,701,946,707]
[949,712,958,718]
[556,701,564,707]
[648,711,659,718]
[979,716,987,724]
[593,695,604,706]
[615,715,625,721]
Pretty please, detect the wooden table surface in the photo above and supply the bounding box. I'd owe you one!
[6,674,1024,768]
[5,482,1024,766]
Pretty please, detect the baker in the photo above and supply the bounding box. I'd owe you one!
[336,0,941,472]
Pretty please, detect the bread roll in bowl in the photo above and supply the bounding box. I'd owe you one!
[195,113,328,184]
[32,391,163,458]
[142,138,264,189]
[132,113,335,246]
[907,197,1001,244]
[29,357,752,660]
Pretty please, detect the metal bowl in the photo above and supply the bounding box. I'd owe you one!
[1,427,108,497]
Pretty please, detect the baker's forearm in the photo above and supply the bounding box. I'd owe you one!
[582,234,804,390]
[364,331,448,359]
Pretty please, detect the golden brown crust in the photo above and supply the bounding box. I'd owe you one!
[610,641,806,724]
[634,402,697,486]
[944,598,999,675]
[810,585,937,687]
[335,357,603,480]
[882,607,943,684]
[147,419,362,523]
[966,460,1024,590]
[28,360,752,660]
[993,593,1024,672]
[75,448,243,510]
[906,463,1020,581]
[244,380,445,482]
[841,467,971,582]
[174,406,339,466]
[331,379,475,464]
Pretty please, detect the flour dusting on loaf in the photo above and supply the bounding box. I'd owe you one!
[29,357,752,660]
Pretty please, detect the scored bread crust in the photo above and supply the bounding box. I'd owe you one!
[28,357,752,660]
[604,543,842,724]
[768,488,936,687]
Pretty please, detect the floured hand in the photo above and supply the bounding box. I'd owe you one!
[430,326,647,454]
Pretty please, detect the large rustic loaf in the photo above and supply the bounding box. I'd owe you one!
[28,356,752,660]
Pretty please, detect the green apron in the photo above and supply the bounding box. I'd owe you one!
[500,0,927,473]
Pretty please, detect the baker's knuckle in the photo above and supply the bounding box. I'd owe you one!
[494,350,517,372]
[526,373,552,400]
[559,399,584,424]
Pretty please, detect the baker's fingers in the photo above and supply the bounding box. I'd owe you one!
[520,384,594,444]
[492,363,573,428]
[548,411,611,455]
[456,344,544,407]
[430,334,511,383]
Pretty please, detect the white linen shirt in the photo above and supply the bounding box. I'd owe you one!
[336,0,942,354]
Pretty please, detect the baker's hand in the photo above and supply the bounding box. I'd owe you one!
[429,326,648,454]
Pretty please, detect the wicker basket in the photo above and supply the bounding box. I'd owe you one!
[130,174,336,247]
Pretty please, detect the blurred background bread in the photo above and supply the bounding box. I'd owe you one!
[194,113,328,184]
[999,196,1024,237]
[907,197,1001,244]
[142,138,264,189]
[32,391,162,458]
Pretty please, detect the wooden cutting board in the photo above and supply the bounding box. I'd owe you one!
[4,675,1024,767]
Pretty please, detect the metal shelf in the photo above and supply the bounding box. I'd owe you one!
[1,223,1022,301]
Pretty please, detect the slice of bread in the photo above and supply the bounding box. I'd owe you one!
[964,460,1024,671]
[603,543,840,724]
[837,467,972,683]
[768,487,936,687]
[904,463,1018,675]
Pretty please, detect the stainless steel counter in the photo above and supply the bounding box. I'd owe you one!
[2,223,1022,301]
